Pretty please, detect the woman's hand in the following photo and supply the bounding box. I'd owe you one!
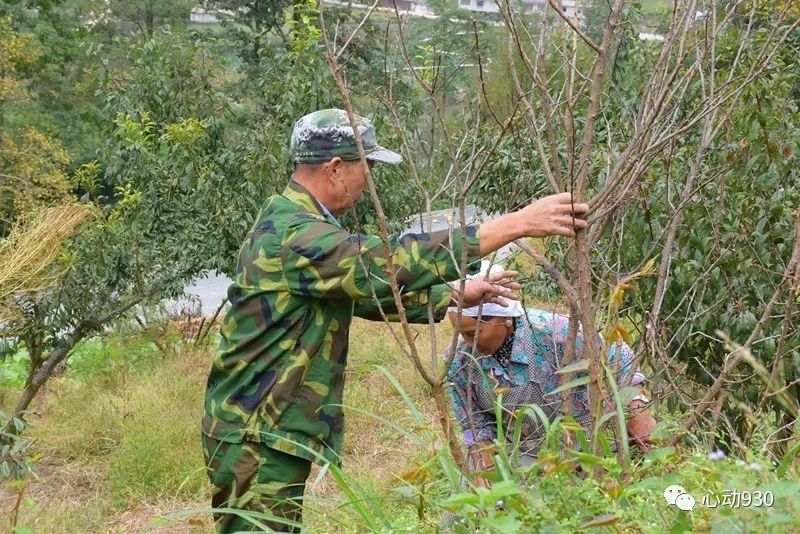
[626,392,657,447]
[468,440,496,489]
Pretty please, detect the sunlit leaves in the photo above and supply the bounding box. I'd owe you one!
[0,128,72,231]
[0,17,42,103]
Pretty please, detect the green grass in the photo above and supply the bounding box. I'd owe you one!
[1,319,799,532]
[1,319,447,531]
[103,359,208,507]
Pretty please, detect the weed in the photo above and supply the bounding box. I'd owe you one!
[67,332,163,382]
[0,346,30,392]
[3,319,798,533]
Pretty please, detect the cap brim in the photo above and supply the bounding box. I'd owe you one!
[365,146,403,164]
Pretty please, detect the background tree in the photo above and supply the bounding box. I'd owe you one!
[0,16,73,233]
[206,0,294,60]
[108,0,194,37]
[2,32,259,422]
[582,0,611,42]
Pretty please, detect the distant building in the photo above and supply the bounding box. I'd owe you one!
[455,0,580,19]
[381,0,415,10]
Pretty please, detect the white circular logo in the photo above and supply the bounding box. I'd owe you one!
[663,485,695,511]
[663,485,686,506]
[675,493,696,512]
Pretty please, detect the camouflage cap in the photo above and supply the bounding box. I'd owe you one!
[290,108,402,165]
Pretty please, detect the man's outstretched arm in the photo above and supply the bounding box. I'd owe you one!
[478,192,589,256]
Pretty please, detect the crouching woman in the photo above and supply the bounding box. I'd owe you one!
[446,296,656,486]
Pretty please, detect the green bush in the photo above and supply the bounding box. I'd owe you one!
[66,333,162,382]
[220,364,800,532]
[0,346,29,391]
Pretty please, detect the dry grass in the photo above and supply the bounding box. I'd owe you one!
[297,318,459,531]
[0,203,91,324]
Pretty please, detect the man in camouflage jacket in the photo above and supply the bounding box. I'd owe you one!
[202,109,589,532]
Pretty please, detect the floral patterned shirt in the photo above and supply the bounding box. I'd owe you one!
[446,308,645,446]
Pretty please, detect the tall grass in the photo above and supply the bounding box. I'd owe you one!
[195,359,800,533]
[3,319,799,532]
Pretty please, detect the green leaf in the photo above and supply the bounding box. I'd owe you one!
[669,508,692,534]
[12,417,24,432]
[614,386,640,406]
[374,365,425,425]
[628,476,667,491]
[549,375,592,395]
[776,442,800,478]
[443,493,480,508]
[765,513,795,527]
[555,359,589,374]
[757,480,800,498]
[604,364,629,466]
[579,514,620,529]
[326,463,382,530]
[481,511,522,531]
[644,446,677,462]
[483,480,521,502]
[392,485,417,501]
[571,452,608,467]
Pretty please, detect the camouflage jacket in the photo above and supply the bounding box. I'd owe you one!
[202,181,481,465]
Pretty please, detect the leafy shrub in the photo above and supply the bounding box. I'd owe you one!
[0,346,29,391]
[0,411,35,479]
[303,367,800,533]
[67,333,162,382]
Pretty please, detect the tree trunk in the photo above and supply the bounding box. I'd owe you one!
[573,231,606,450]
[145,4,155,37]
[11,345,73,423]
[433,385,468,472]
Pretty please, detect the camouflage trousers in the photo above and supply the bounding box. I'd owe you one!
[202,433,312,533]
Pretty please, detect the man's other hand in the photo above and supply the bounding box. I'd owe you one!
[452,270,520,308]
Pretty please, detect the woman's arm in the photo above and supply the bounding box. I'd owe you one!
[468,440,496,489]
[626,385,656,446]
[448,352,499,487]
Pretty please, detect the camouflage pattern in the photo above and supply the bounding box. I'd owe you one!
[290,108,402,164]
[202,180,481,467]
[202,433,311,533]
